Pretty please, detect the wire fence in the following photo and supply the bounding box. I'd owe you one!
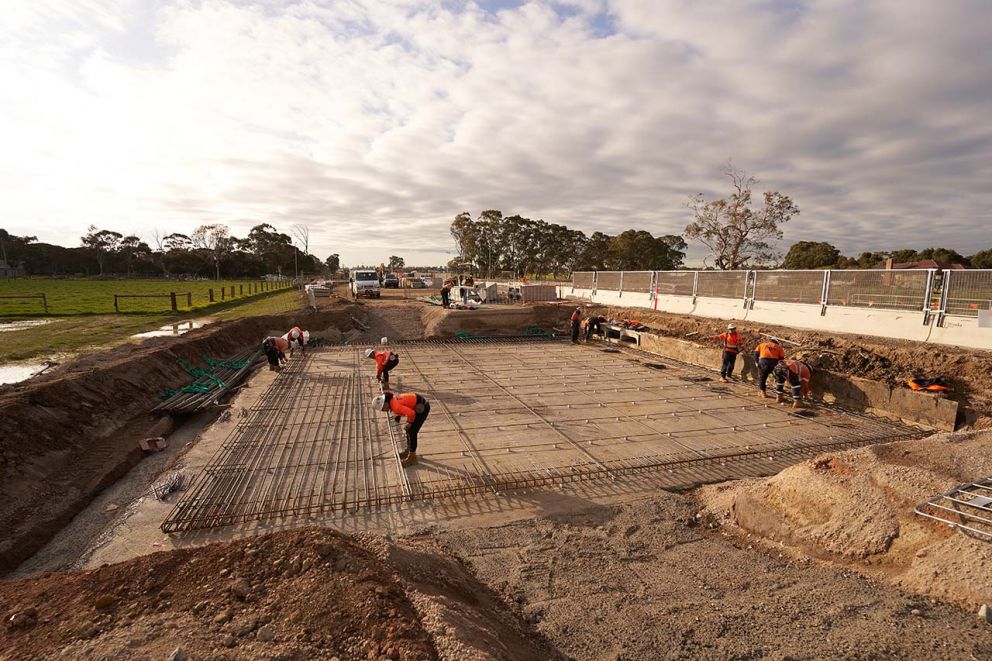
[754,271,825,305]
[621,271,653,293]
[826,270,930,311]
[696,271,748,300]
[655,271,695,296]
[943,270,992,317]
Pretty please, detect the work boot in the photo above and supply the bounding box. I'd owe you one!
[792,399,805,409]
[398,449,410,460]
[720,376,729,383]
[760,390,771,399]
[401,452,418,467]
[776,393,786,404]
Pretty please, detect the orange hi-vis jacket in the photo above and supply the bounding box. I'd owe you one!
[716,331,743,353]
[756,341,786,360]
[570,310,581,322]
[780,359,811,383]
[374,351,395,377]
[389,393,421,423]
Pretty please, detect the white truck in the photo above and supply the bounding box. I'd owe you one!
[350,270,381,298]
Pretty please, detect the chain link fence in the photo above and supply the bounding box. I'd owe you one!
[753,271,825,305]
[695,271,749,299]
[943,270,992,317]
[826,270,929,311]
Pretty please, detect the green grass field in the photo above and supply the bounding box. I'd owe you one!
[0,278,292,316]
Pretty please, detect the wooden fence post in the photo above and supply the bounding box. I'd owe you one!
[230,286,235,298]
[186,292,192,308]
[209,288,214,302]
[221,287,225,300]
[114,295,119,312]
[41,293,48,314]
[240,284,243,295]
[170,292,178,312]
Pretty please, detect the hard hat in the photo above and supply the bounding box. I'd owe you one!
[372,394,387,411]
[769,337,780,344]
[727,324,736,330]
[365,347,375,358]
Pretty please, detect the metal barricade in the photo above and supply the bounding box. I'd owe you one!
[753,271,826,305]
[596,271,622,291]
[942,270,992,317]
[654,271,695,297]
[621,271,653,293]
[695,271,749,300]
[572,271,595,290]
[825,269,930,312]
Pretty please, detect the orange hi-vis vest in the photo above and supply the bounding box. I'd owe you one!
[718,331,743,353]
[570,310,580,322]
[779,359,811,382]
[388,393,421,423]
[374,351,396,376]
[756,341,785,360]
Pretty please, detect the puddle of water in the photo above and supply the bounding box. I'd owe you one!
[131,318,215,339]
[0,363,49,385]
[0,319,56,333]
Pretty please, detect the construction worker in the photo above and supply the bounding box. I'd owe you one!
[440,280,453,308]
[753,337,785,397]
[710,323,743,382]
[570,307,582,343]
[774,359,812,408]
[366,347,399,390]
[584,315,608,341]
[262,336,290,371]
[372,392,430,467]
[282,326,306,356]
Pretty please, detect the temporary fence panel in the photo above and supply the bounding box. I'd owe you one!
[942,270,992,317]
[695,271,749,300]
[825,269,930,312]
[572,272,595,290]
[654,271,696,297]
[753,271,826,305]
[620,271,653,293]
[596,271,622,291]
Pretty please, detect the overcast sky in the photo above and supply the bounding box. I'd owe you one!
[2,0,990,267]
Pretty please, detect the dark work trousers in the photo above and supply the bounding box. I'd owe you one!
[406,400,430,453]
[757,357,779,392]
[586,318,603,341]
[380,355,399,384]
[265,349,284,367]
[440,288,450,308]
[720,350,738,378]
[571,320,580,342]
[774,364,802,400]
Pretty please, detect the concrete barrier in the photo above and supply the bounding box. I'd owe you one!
[569,287,991,351]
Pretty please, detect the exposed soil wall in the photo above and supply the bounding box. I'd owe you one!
[0,302,360,574]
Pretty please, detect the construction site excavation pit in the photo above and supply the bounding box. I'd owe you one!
[160,337,923,536]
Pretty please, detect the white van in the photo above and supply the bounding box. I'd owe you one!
[350,270,381,298]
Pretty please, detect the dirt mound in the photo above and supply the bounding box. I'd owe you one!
[586,305,992,424]
[0,527,555,660]
[701,430,992,606]
[437,493,992,660]
[0,303,359,574]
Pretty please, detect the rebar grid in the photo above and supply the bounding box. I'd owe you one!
[162,338,925,533]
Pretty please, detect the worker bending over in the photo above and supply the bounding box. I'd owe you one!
[753,337,785,397]
[570,307,582,343]
[282,326,306,356]
[774,359,812,408]
[262,336,290,371]
[584,315,608,341]
[366,347,399,390]
[439,280,454,308]
[373,392,430,467]
[710,323,743,382]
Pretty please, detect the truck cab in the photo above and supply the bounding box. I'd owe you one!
[350,270,381,298]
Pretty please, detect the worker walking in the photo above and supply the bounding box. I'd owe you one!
[774,359,812,408]
[282,326,306,356]
[366,347,399,390]
[710,323,743,382]
[570,307,582,343]
[262,336,290,371]
[753,337,785,398]
[372,392,430,467]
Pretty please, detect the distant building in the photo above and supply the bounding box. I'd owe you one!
[883,258,967,271]
[0,260,24,277]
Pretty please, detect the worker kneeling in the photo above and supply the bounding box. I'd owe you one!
[373,392,430,467]
[262,336,290,371]
[366,347,399,390]
[773,359,812,408]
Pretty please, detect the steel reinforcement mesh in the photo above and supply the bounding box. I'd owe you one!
[162,338,926,534]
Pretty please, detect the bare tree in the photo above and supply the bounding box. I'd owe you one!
[684,163,799,270]
[292,224,310,256]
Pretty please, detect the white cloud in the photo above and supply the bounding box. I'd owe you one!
[1,0,990,266]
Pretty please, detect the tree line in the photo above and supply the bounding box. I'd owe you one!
[448,210,686,276]
[0,224,341,279]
